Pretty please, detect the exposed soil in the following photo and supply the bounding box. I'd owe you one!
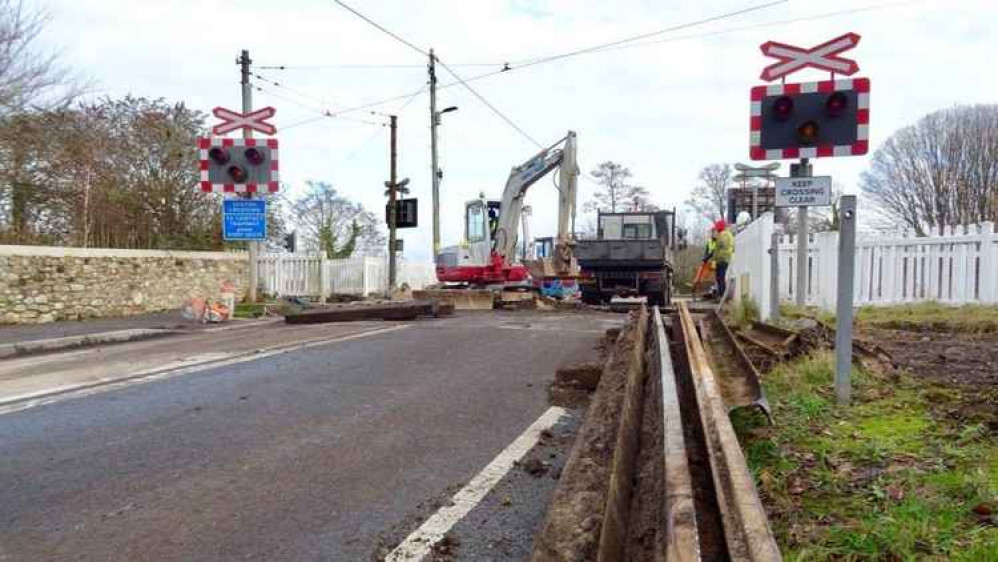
[547,329,617,408]
[530,313,640,562]
[860,327,998,433]
[860,327,998,388]
[670,322,730,561]
[622,355,664,562]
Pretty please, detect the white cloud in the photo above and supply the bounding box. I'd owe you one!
[27,0,998,260]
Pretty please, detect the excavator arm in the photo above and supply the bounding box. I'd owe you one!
[492,131,578,274]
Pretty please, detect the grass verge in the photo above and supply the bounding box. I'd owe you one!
[734,352,997,560]
[778,302,998,334]
[233,303,269,319]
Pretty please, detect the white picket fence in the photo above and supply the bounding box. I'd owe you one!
[257,254,437,298]
[731,215,998,317]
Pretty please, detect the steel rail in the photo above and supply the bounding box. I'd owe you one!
[652,307,701,561]
[676,302,782,561]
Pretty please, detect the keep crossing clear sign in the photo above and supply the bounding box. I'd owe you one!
[775,176,832,207]
[223,199,267,241]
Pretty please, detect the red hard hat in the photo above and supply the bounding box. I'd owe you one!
[714,219,727,231]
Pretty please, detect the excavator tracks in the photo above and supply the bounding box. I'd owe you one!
[532,303,780,561]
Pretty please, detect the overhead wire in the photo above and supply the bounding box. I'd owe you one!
[598,0,930,54]
[436,59,543,149]
[276,0,920,122]
[253,84,385,130]
[253,72,343,110]
[258,62,496,71]
[330,0,428,56]
[491,0,789,73]
[279,0,927,157]
[327,0,544,148]
[319,0,792,133]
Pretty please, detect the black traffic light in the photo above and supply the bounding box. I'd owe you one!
[283,231,296,253]
[199,138,279,192]
[750,78,869,161]
[386,198,418,228]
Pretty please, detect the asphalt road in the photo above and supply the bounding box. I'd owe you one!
[0,311,620,561]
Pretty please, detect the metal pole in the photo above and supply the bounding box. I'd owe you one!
[429,49,440,258]
[388,115,398,293]
[835,195,857,405]
[752,181,759,220]
[793,158,811,307]
[239,49,259,303]
[770,230,780,321]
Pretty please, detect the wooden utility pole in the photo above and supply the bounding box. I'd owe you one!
[388,114,398,293]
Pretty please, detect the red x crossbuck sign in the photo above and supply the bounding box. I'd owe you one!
[212,106,278,136]
[759,33,861,82]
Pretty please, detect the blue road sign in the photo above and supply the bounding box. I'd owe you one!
[223,199,267,241]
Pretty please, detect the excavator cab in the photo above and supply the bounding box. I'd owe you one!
[463,197,502,268]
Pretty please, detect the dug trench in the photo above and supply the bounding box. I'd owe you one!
[531,306,776,561]
[373,307,775,561]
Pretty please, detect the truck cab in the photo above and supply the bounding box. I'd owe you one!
[575,210,676,306]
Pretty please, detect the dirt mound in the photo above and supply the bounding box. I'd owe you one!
[531,312,643,562]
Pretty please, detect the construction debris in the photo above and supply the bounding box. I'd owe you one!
[412,289,495,311]
[283,300,454,324]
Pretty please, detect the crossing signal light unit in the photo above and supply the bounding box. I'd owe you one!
[387,198,418,229]
[750,78,869,161]
[198,138,280,193]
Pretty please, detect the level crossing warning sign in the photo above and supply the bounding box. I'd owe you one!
[775,176,832,207]
[223,199,267,241]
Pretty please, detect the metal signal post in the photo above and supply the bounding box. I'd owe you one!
[791,158,811,307]
[429,49,439,257]
[239,49,259,303]
[388,115,398,293]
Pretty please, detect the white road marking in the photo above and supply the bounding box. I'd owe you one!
[0,325,409,416]
[386,406,568,562]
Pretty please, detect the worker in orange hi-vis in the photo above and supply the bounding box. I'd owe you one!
[712,219,735,300]
[694,227,718,298]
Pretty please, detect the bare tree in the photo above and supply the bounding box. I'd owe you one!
[861,105,998,234]
[686,163,731,221]
[585,161,633,213]
[0,0,85,115]
[290,181,385,257]
[626,185,659,212]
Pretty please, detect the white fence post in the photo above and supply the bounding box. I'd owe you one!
[980,222,996,303]
[318,253,328,304]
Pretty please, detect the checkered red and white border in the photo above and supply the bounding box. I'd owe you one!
[197,137,280,193]
[750,77,870,161]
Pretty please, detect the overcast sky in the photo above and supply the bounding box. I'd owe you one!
[30,0,998,260]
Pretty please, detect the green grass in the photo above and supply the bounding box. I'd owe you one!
[778,302,998,333]
[728,296,761,330]
[856,302,998,333]
[735,351,998,560]
[233,303,267,319]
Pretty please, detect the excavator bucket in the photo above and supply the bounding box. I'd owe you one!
[412,289,495,310]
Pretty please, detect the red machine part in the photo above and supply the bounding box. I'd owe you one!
[436,253,529,285]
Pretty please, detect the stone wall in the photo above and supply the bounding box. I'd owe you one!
[0,245,248,324]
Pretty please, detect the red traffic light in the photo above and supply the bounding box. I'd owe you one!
[244,147,265,166]
[772,96,794,121]
[825,92,849,117]
[208,147,230,164]
[227,165,247,183]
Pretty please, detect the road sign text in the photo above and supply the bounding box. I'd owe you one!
[775,176,832,207]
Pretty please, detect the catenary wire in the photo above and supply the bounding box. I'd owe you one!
[436,59,543,149]
[330,0,428,56]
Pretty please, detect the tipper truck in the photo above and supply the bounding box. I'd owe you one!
[575,209,677,306]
